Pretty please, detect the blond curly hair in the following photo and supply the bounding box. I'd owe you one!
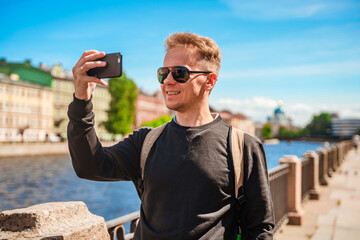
[165,32,221,74]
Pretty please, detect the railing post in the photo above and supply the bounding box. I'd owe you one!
[337,142,343,166]
[332,145,338,171]
[303,151,320,200]
[316,148,328,186]
[327,147,334,177]
[337,143,344,166]
[279,155,303,225]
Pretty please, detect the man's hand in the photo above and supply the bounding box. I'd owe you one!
[72,50,108,100]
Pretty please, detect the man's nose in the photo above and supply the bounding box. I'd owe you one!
[163,72,176,85]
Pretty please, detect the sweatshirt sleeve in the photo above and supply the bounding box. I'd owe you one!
[242,134,275,240]
[67,94,151,182]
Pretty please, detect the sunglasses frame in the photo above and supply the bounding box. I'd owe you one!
[157,66,212,84]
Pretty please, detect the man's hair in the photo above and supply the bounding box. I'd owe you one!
[165,32,221,74]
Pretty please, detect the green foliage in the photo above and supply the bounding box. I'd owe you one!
[356,127,360,135]
[305,113,332,137]
[262,124,272,139]
[141,115,173,128]
[277,126,309,139]
[103,72,137,136]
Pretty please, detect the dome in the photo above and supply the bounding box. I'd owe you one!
[274,107,284,115]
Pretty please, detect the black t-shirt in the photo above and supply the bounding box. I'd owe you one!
[67,96,274,240]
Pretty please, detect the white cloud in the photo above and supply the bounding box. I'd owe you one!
[213,97,280,122]
[212,96,360,126]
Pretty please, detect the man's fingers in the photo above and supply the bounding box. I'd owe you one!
[79,51,106,67]
[99,79,108,86]
[81,61,107,73]
[80,50,100,59]
[73,50,105,74]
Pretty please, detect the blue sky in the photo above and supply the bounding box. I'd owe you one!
[1,0,359,126]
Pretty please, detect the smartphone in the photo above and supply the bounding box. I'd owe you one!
[87,52,122,79]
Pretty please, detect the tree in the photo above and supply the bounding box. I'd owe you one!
[305,113,332,137]
[356,127,360,135]
[276,126,309,139]
[262,124,272,139]
[141,115,173,128]
[103,72,137,136]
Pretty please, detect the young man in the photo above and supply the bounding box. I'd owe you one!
[68,33,274,239]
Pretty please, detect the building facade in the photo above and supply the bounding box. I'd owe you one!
[267,101,293,136]
[331,118,360,138]
[45,64,172,138]
[0,73,54,142]
[219,110,256,136]
[135,89,173,128]
[40,63,112,140]
[1,59,174,142]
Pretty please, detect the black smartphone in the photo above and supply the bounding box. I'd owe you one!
[87,52,122,78]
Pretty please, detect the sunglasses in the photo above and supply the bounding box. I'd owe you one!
[157,66,212,84]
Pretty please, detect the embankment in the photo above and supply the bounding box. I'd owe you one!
[0,141,117,158]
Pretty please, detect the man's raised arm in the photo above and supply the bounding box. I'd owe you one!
[67,50,149,183]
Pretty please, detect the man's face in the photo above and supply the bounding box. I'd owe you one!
[161,47,209,113]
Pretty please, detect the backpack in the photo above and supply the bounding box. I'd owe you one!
[140,122,246,239]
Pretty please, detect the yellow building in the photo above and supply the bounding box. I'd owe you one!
[0,73,54,142]
[44,63,111,140]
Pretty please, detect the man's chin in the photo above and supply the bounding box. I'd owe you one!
[165,103,183,112]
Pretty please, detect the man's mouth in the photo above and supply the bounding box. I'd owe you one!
[166,91,181,95]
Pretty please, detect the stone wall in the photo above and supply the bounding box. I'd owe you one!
[0,141,118,158]
[0,142,69,158]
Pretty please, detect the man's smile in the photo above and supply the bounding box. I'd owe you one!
[166,91,181,95]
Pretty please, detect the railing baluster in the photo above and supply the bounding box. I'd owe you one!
[106,211,140,240]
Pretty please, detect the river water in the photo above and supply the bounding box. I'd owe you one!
[0,140,325,222]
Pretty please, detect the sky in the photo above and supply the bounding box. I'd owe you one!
[1,0,359,126]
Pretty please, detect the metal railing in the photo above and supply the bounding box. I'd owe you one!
[106,211,140,240]
[269,163,290,232]
[301,158,311,201]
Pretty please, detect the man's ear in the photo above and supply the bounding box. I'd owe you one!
[205,73,217,91]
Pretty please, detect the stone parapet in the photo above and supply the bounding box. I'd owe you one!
[317,148,329,185]
[279,155,304,225]
[303,151,320,200]
[0,201,110,240]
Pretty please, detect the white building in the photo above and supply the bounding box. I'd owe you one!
[267,101,293,136]
[331,118,360,138]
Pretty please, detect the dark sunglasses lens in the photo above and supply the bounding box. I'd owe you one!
[157,67,169,84]
[172,66,189,83]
